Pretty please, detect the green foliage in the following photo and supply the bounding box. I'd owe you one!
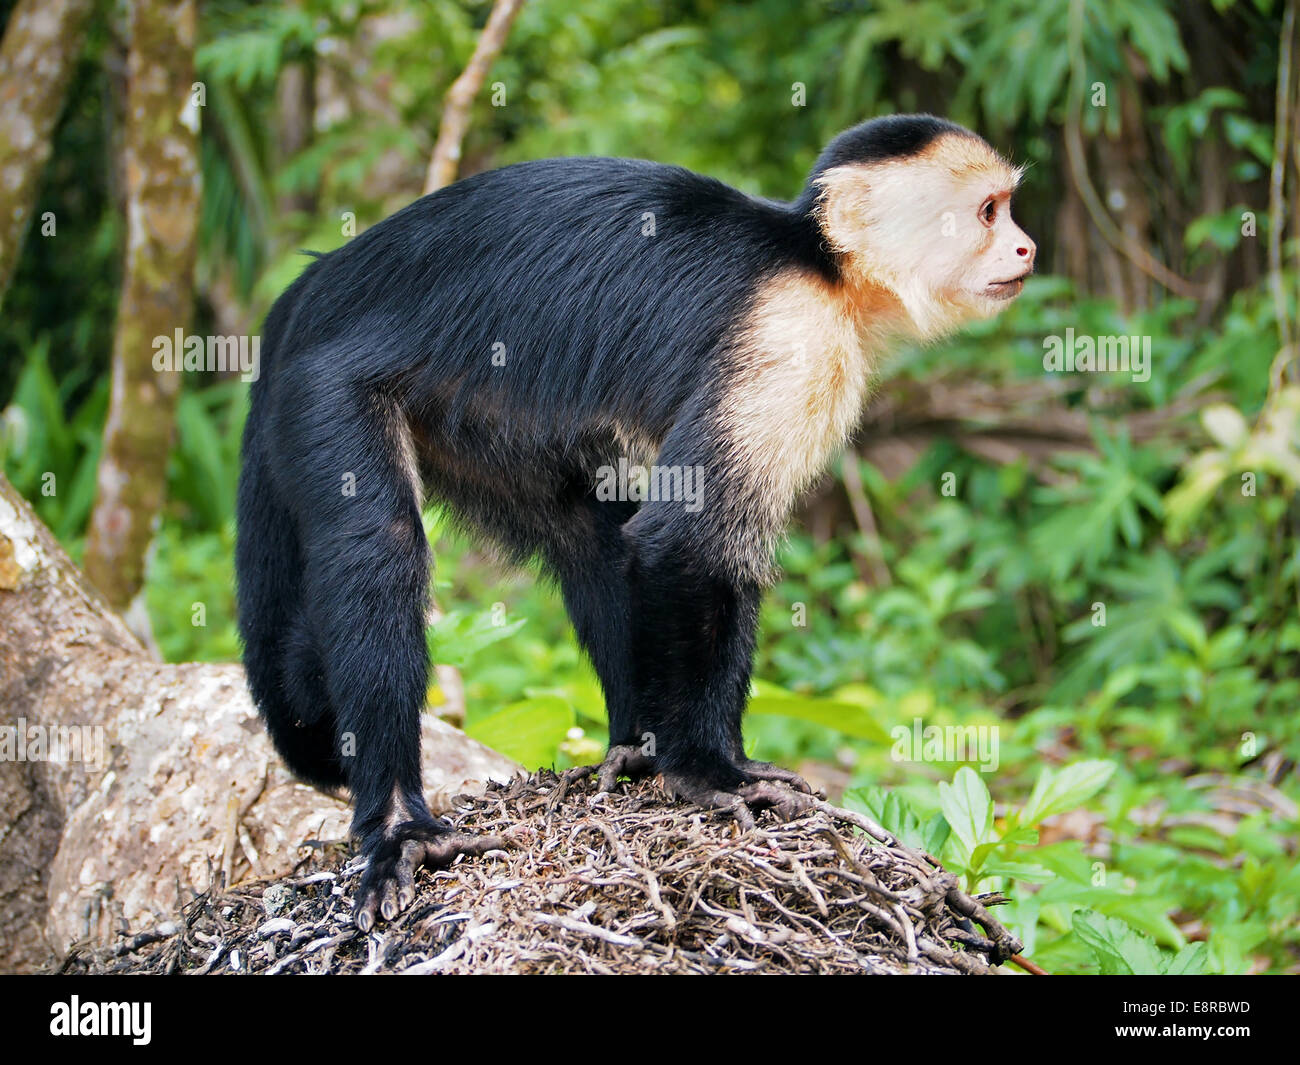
[171,382,248,532]
[427,607,527,670]
[466,696,575,767]
[145,523,241,663]
[1028,428,1166,584]
[0,340,106,543]
[848,786,951,855]
[1073,912,1208,975]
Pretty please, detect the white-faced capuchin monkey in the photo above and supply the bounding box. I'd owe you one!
[235,114,1035,929]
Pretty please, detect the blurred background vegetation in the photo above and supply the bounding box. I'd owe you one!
[2,0,1298,974]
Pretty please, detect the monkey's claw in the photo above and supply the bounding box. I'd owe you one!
[565,743,654,793]
[353,819,505,932]
[735,758,818,795]
[660,767,817,831]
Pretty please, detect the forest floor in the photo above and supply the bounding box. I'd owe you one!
[57,771,1026,975]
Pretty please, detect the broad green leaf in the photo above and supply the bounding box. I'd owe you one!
[921,813,951,856]
[978,857,1054,883]
[465,696,573,768]
[844,787,951,854]
[526,676,607,723]
[1072,911,1166,975]
[1165,943,1209,975]
[1020,761,1116,827]
[747,693,890,742]
[428,610,528,669]
[938,767,994,855]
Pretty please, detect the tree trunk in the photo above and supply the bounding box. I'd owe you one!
[0,0,95,302]
[0,473,519,974]
[81,0,201,610]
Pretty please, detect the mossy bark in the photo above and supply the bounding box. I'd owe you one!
[82,0,200,608]
[0,0,95,300]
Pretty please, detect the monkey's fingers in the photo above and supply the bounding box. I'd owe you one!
[353,828,506,932]
[564,744,654,794]
[736,758,823,797]
[735,780,817,822]
[660,771,816,831]
[663,775,756,831]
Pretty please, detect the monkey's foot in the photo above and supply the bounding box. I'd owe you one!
[354,818,505,932]
[564,744,654,793]
[660,764,817,831]
[735,758,817,795]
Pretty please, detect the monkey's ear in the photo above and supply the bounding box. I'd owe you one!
[814,164,906,297]
[814,166,875,256]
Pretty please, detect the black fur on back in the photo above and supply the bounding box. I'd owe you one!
[274,156,836,447]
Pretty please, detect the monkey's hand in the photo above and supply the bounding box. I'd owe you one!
[564,743,655,793]
[661,759,818,831]
[353,817,504,932]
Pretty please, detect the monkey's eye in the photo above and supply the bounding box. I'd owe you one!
[979,198,997,226]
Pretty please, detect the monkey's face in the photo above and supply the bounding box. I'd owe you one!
[815,132,1035,339]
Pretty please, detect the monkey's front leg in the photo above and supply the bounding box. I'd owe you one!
[624,523,815,828]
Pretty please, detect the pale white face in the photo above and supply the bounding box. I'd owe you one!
[814,132,1036,339]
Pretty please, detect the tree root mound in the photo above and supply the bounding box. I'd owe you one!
[59,770,1022,975]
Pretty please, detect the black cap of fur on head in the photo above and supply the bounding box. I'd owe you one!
[796,114,967,215]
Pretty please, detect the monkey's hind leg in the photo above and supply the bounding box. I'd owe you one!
[287,390,501,931]
[353,819,504,931]
[543,496,659,792]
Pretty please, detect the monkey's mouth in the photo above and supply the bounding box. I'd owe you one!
[986,274,1030,299]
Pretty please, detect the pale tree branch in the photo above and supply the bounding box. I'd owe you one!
[424,0,526,194]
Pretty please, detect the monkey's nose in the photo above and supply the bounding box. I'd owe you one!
[1016,238,1036,265]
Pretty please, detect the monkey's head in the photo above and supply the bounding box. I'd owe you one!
[807,115,1036,339]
